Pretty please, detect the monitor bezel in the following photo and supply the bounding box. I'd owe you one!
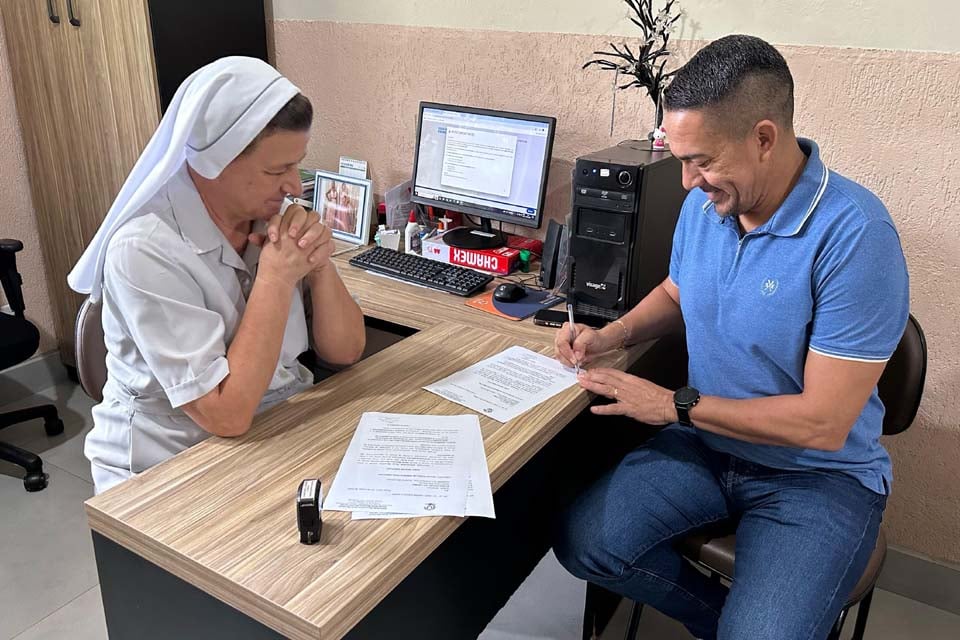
[410,101,556,230]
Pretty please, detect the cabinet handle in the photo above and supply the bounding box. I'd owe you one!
[66,0,80,27]
[47,0,61,24]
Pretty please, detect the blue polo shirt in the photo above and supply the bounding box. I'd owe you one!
[669,138,909,495]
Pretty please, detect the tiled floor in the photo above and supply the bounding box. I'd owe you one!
[1,383,103,640]
[4,380,960,640]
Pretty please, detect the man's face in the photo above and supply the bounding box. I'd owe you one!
[661,109,761,217]
[214,129,310,221]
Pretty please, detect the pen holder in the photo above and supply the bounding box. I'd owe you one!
[380,230,401,251]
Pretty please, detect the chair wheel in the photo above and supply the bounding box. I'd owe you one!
[45,418,65,436]
[24,472,48,492]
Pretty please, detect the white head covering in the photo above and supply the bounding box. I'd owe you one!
[68,56,300,300]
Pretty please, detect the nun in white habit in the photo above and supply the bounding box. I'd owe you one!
[70,57,365,494]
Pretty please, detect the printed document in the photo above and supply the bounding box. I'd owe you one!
[424,346,579,423]
[351,424,495,520]
[324,413,478,517]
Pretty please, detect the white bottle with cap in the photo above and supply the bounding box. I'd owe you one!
[403,210,421,254]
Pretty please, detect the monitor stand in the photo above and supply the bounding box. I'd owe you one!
[442,218,506,250]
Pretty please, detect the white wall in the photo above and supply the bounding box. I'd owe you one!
[271,0,957,53]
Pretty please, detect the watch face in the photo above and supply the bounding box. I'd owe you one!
[675,386,699,405]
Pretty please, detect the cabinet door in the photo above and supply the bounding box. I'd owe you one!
[59,0,160,245]
[2,0,87,364]
[3,0,161,365]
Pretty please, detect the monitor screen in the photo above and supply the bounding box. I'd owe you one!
[411,103,556,230]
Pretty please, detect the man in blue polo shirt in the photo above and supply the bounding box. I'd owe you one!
[553,35,908,639]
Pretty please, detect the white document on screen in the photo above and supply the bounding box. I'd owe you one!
[423,346,579,423]
[351,423,495,520]
[440,127,517,197]
[324,413,475,517]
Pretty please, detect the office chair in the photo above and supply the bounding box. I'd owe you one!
[74,297,107,403]
[0,239,64,491]
[583,314,928,640]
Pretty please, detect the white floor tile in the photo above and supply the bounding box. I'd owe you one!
[0,383,95,449]
[841,589,960,640]
[21,421,95,485]
[480,550,585,640]
[11,587,107,640]
[0,465,98,639]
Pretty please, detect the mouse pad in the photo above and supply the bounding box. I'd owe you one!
[492,289,565,320]
[466,289,564,321]
[465,291,518,320]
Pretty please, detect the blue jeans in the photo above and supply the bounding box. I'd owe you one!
[554,426,886,640]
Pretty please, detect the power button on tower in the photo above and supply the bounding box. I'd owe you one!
[617,170,632,186]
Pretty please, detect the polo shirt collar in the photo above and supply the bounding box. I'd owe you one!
[168,163,248,272]
[701,137,829,237]
[762,138,829,237]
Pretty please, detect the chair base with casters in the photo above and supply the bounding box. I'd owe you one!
[0,404,65,491]
[1,238,67,492]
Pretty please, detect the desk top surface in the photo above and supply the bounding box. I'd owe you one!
[85,246,642,640]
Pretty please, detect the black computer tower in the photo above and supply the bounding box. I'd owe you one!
[567,142,687,320]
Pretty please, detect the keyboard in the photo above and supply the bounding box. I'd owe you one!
[349,246,494,296]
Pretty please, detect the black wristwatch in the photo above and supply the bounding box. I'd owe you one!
[674,386,701,427]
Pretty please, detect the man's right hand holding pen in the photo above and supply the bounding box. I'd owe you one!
[553,319,628,370]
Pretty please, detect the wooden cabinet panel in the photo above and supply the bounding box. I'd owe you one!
[59,0,159,244]
[2,0,87,364]
[4,1,265,367]
[95,0,160,165]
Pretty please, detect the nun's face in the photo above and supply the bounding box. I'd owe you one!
[216,129,310,221]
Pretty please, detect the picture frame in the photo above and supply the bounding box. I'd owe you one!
[313,170,373,245]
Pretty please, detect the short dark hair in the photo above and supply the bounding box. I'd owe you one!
[243,93,313,153]
[663,35,794,137]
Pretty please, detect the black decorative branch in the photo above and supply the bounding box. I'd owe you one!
[584,0,682,123]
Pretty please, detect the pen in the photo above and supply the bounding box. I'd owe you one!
[567,302,580,374]
[288,196,313,210]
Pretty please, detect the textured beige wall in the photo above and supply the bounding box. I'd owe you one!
[273,20,960,564]
[271,0,959,53]
[0,22,56,353]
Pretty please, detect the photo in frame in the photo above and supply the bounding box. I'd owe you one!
[313,170,373,245]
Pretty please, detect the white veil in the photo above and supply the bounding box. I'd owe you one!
[67,56,300,301]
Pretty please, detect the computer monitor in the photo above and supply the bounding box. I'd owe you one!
[411,102,556,249]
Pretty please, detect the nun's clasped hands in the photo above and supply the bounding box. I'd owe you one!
[255,204,334,284]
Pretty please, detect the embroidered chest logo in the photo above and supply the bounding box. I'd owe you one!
[760,278,779,296]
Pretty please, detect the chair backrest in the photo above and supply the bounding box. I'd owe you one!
[878,314,927,435]
[0,238,27,318]
[75,297,107,403]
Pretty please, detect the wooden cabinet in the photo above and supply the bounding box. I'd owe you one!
[1,0,267,368]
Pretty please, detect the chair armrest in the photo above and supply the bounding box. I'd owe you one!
[0,238,25,254]
[0,238,26,316]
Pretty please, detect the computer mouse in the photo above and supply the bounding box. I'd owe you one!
[493,283,527,303]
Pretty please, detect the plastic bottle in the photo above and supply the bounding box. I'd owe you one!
[404,211,421,254]
[519,249,531,273]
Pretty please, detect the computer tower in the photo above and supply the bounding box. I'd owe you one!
[567,142,687,320]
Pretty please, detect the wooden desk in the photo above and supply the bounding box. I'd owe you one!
[85,252,650,640]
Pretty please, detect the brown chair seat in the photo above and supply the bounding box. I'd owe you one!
[677,526,888,605]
